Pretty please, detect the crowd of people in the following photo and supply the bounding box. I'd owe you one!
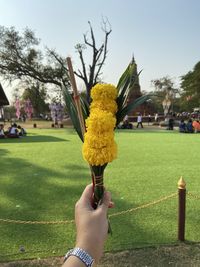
[0,123,27,138]
[179,119,200,133]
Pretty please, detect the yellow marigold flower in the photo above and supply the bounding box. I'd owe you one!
[91,84,117,101]
[82,141,117,166]
[84,131,114,149]
[82,83,118,166]
[90,99,117,114]
[85,110,116,133]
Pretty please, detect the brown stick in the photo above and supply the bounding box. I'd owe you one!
[66,57,85,138]
[178,177,186,241]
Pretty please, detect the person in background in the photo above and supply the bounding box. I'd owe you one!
[148,114,151,126]
[7,123,19,138]
[62,184,113,267]
[136,113,143,128]
[192,120,200,133]
[168,117,174,130]
[0,124,5,138]
[186,119,194,133]
[154,113,158,122]
[121,115,133,129]
[17,125,27,136]
[22,114,26,122]
[179,119,186,133]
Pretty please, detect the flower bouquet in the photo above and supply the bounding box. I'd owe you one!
[63,57,150,210]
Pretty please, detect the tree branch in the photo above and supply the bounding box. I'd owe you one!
[74,20,112,102]
[94,28,111,83]
[74,70,84,79]
[77,48,88,85]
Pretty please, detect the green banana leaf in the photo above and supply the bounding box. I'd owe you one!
[117,63,136,92]
[116,94,151,126]
[116,61,149,126]
[80,95,90,120]
[70,103,84,141]
[117,61,143,112]
[62,84,84,141]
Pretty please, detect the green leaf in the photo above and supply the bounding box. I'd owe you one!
[62,84,84,142]
[80,95,90,120]
[62,84,74,111]
[116,94,151,126]
[117,63,136,92]
[70,103,84,142]
[117,76,132,111]
[117,63,140,114]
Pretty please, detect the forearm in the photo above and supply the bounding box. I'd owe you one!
[62,185,111,267]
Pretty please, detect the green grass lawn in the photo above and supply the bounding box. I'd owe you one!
[0,127,200,262]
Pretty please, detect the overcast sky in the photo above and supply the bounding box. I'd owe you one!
[0,0,200,101]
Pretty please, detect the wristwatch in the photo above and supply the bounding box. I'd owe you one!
[64,247,94,267]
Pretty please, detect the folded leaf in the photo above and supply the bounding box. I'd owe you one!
[116,94,151,126]
[62,84,84,141]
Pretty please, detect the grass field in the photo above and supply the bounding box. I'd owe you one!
[0,126,200,262]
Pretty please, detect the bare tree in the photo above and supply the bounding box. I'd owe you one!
[74,19,112,103]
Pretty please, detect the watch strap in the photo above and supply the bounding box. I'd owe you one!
[64,247,94,267]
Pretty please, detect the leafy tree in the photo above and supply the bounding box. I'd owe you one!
[21,83,49,116]
[0,22,111,105]
[0,26,68,88]
[180,61,200,111]
[151,76,180,113]
[4,105,16,120]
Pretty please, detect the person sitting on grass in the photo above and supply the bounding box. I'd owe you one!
[192,120,200,133]
[179,119,186,133]
[7,123,19,138]
[186,119,194,133]
[120,115,133,129]
[62,184,113,267]
[17,125,27,136]
[0,124,5,138]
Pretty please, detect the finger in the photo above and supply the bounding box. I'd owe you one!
[108,201,115,208]
[79,184,93,206]
[98,191,111,214]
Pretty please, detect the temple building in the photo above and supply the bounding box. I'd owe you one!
[0,83,9,120]
[127,55,143,115]
[127,56,155,116]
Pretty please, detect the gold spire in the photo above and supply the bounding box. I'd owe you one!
[178,176,186,189]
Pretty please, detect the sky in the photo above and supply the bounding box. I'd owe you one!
[0,0,200,101]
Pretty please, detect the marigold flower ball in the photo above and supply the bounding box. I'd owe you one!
[91,84,117,101]
[90,99,117,114]
[82,141,117,166]
[84,131,115,149]
[85,110,116,133]
[82,83,118,166]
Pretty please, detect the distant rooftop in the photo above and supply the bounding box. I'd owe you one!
[0,83,9,106]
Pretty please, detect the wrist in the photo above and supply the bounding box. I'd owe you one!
[63,247,94,267]
[76,239,103,262]
[63,255,86,267]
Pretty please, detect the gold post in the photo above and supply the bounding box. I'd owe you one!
[178,176,186,190]
[178,176,186,241]
[66,57,85,138]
